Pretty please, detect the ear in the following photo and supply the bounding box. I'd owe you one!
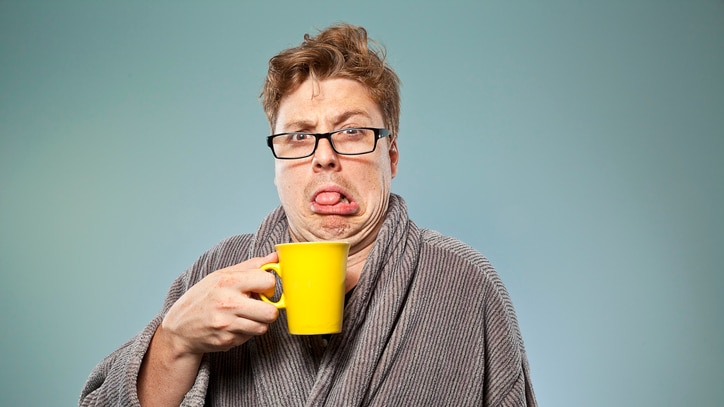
[389,138,399,178]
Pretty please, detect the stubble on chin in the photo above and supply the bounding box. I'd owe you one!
[318,215,352,238]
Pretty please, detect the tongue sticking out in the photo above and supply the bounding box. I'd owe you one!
[315,191,345,205]
[312,190,358,215]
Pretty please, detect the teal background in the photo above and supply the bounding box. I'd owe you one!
[1,1,722,406]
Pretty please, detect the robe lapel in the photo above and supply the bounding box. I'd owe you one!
[303,195,423,406]
[249,319,318,406]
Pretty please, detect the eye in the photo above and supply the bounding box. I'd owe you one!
[340,128,362,136]
[288,133,313,142]
[337,128,367,140]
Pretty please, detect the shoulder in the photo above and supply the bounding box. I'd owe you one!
[416,229,512,299]
[418,229,494,275]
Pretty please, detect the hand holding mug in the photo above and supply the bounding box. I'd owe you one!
[159,253,280,355]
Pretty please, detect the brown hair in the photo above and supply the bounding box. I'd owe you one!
[261,23,401,138]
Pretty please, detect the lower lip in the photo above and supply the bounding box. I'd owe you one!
[310,201,359,215]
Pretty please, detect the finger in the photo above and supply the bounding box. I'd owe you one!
[248,253,279,298]
[238,269,277,295]
[214,255,278,292]
[220,252,278,274]
[227,317,271,338]
[236,296,279,324]
[246,252,279,269]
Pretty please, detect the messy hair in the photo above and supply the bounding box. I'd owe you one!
[261,23,401,138]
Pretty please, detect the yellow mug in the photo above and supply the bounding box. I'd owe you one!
[260,241,349,335]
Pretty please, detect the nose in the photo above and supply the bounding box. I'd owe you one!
[312,137,339,170]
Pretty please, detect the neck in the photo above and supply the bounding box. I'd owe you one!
[342,215,387,292]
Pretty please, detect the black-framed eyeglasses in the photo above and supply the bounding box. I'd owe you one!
[266,127,390,159]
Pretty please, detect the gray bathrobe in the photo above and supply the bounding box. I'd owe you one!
[80,194,536,406]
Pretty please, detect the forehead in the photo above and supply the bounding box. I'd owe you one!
[275,78,383,131]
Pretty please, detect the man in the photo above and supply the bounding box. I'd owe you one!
[81,23,536,406]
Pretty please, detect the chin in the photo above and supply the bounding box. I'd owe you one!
[318,218,353,238]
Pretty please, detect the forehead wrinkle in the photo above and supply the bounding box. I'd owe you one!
[329,109,371,127]
[279,109,373,133]
[279,119,316,132]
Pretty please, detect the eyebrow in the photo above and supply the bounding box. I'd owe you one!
[281,110,372,132]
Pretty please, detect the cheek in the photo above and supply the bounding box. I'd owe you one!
[274,166,292,200]
[377,159,394,185]
[274,166,307,205]
[274,162,294,187]
[362,166,393,197]
[273,162,282,187]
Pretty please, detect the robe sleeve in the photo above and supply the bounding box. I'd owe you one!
[79,267,213,406]
[481,263,537,407]
[78,245,223,407]
[78,235,256,406]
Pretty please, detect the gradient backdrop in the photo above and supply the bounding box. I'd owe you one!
[1,1,722,406]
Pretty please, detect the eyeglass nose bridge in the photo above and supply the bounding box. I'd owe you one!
[310,132,341,156]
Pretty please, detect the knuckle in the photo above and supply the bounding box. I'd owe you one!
[265,306,279,322]
[208,314,231,330]
[213,297,234,311]
[255,323,269,335]
[211,334,236,351]
[215,274,236,289]
[246,321,269,336]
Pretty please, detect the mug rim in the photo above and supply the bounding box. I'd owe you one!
[275,241,349,248]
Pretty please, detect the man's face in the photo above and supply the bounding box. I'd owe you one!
[273,77,399,250]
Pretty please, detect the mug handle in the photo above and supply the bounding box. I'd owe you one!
[259,262,285,309]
